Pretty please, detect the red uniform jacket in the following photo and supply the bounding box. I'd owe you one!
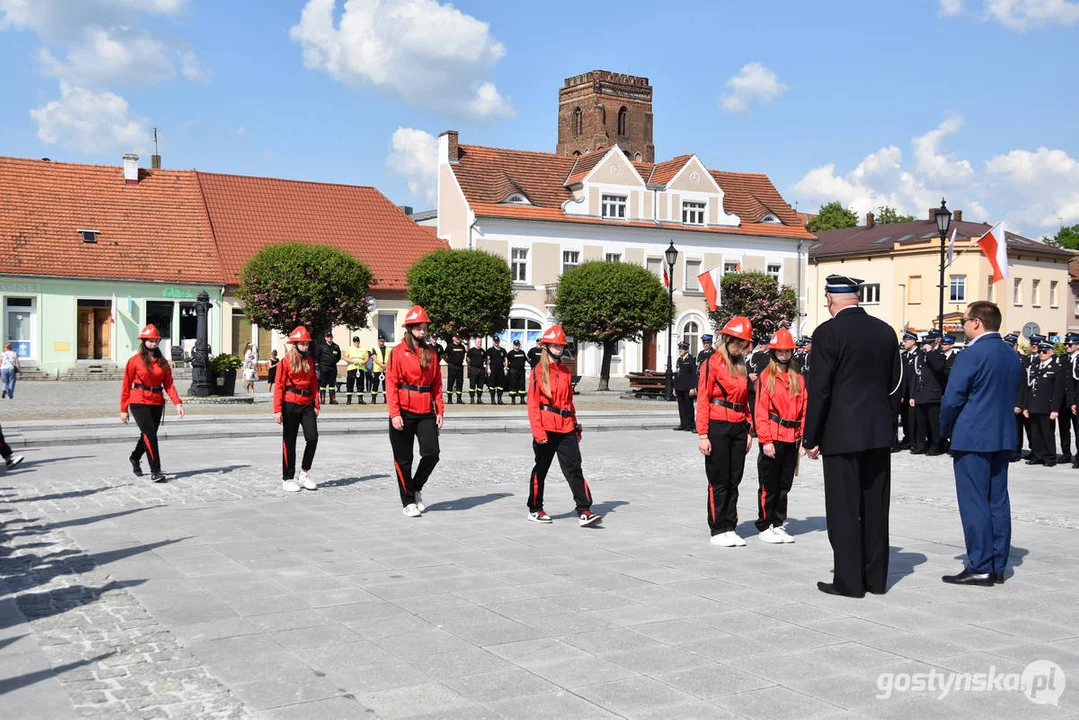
[386,342,444,418]
[527,361,577,442]
[696,352,753,436]
[273,355,320,413]
[120,354,182,412]
[754,371,807,445]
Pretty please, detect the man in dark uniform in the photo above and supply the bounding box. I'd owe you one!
[444,333,466,404]
[793,336,812,377]
[910,329,947,455]
[894,331,918,450]
[748,340,771,383]
[527,344,542,369]
[1022,340,1064,466]
[696,335,715,368]
[804,274,902,598]
[673,341,696,431]
[506,340,528,405]
[1003,333,1024,461]
[942,335,959,380]
[317,331,342,404]
[467,338,486,404]
[486,336,508,405]
[1062,333,1079,468]
[370,333,390,403]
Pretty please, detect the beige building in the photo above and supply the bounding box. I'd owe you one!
[807,210,1075,341]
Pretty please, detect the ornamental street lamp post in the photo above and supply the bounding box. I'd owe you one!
[189,290,213,398]
[664,240,678,402]
[935,198,953,336]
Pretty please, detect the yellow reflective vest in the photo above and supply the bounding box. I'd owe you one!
[346,346,365,371]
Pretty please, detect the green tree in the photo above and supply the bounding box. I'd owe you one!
[1045,223,1079,250]
[237,242,373,337]
[707,272,798,343]
[554,261,670,391]
[876,205,915,224]
[406,249,513,339]
[807,201,859,232]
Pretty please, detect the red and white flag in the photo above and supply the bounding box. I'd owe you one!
[662,264,670,290]
[698,267,723,311]
[946,227,957,265]
[977,221,1009,283]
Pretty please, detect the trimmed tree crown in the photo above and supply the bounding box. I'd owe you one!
[707,271,798,342]
[406,248,513,338]
[554,261,670,344]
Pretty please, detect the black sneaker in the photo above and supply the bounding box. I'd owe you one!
[130,457,144,477]
[150,472,167,483]
[6,455,23,469]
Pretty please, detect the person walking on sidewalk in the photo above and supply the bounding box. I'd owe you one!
[526,325,601,527]
[696,316,755,547]
[267,350,279,394]
[387,306,444,518]
[0,425,24,471]
[1,343,20,399]
[274,326,320,493]
[120,324,185,482]
[753,328,806,544]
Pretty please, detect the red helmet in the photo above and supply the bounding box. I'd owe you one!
[288,326,312,343]
[768,327,796,351]
[403,305,430,326]
[138,324,161,340]
[719,316,753,342]
[538,325,568,345]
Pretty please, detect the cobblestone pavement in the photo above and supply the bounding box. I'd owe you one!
[2,431,1078,719]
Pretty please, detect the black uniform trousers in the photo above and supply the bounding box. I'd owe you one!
[1058,411,1075,462]
[675,389,695,429]
[370,372,385,402]
[1028,414,1057,465]
[281,402,318,480]
[468,367,485,400]
[822,448,890,596]
[345,368,366,403]
[897,402,912,446]
[129,403,164,473]
[318,368,337,402]
[390,410,440,506]
[705,420,749,535]
[489,368,506,401]
[527,431,592,513]
[1015,412,1027,458]
[756,440,797,531]
[446,365,464,397]
[506,368,525,399]
[0,424,11,460]
[913,403,941,453]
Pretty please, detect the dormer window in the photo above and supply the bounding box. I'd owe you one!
[501,193,531,205]
[601,194,627,219]
[682,202,705,225]
[760,213,782,224]
[79,229,99,243]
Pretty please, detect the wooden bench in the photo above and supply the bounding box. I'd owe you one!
[627,371,668,398]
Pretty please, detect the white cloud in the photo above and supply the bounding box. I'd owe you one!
[985,0,1079,30]
[792,115,1079,235]
[38,27,175,87]
[0,0,186,39]
[720,62,788,113]
[30,80,150,154]
[289,0,513,121]
[939,0,965,15]
[386,127,438,205]
[180,50,210,82]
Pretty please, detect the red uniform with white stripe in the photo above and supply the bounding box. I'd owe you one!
[754,372,807,445]
[120,355,182,411]
[695,353,754,436]
[273,357,320,412]
[386,341,444,418]
[527,361,577,442]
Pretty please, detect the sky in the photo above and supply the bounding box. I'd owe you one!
[1,0,1078,238]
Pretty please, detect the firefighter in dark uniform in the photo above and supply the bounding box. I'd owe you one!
[696,335,715,368]
[909,329,946,455]
[506,340,528,405]
[1003,332,1025,461]
[1022,340,1064,466]
[467,338,487,404]
[673,341,696,431]
[527,344,542,369]
[893,331,918,450]
[486,336,508,404]
[1063,333,1079,468]
[942,335,959,380]
[444,333,466,404]
[317,331,342,405]
[793,336,812,378]
[370,333,390,404]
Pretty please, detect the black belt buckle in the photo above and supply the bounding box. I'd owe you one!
[710,398,745,412]
[769,412,800,429]
[134,383,163,392]
[286,386,311,397]
[401,384,432,392]
[540,404,573,418]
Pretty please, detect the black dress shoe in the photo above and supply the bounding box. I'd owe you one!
[1010,453,1021,463]
[673,426,687,431]
[1072,462,1079,469]
[816,581,865,598]
[942,569,994,586]
[1026,459,1042,465]
[993,573,1005,584]
[130,457,144,477]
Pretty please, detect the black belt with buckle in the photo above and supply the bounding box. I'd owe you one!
[710,398,746,412]
[400,384,432,392]
[540,404,574,418]
[768,412,801,429]
[285,385,311,397]
[133,383,163,392]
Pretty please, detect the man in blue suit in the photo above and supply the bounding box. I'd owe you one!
[939,301,1023,586]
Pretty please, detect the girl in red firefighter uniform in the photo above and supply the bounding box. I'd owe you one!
[753,327,806,544]
[697,316,754,546]
[387,306,444,518]
[273,326,320,492]
[526,325,601,526]
[120,324,184,482]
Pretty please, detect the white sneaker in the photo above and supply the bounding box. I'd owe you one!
[282,479,301,493]
[298,470,317,491]
[403,504,422,518]
[774,526,795,543]
[414,491,425,513]
[729,531,747,547]
[759,527,784,544]
[710,532,739,547]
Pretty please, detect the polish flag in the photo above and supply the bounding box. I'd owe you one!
[662,264,670,290]
[698,267,724,311]
[977,221,1009,283]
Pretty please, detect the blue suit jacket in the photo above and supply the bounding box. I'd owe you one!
[940,333,1024,452]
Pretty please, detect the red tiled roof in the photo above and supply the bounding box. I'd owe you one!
[456,145,577,209]
[0,156,220,283]
[195,172,447,289]
[810,219,1075,259]
[564,152,608,186]
[709,171,805,227]
[649,155,692,186]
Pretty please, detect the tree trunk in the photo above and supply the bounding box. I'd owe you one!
[597,340,615,392]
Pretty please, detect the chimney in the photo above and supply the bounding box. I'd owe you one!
[438,130,459,165]
[928,207,937,222]
[398,205,414,216]
[953,210,962,222]
[866,211,875,229]
[151,154,161,169]
[123,153,140,184]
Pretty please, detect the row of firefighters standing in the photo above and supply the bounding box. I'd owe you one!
[896,328,1079,468]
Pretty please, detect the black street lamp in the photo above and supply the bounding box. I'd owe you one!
[664,240,678,402]
[189,290,213,398]
[935,198,953,336]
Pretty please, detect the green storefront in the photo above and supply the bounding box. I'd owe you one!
[0,275,225,376]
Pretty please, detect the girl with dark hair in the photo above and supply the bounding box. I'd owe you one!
[274,326,320,492]
[120,324,184,482]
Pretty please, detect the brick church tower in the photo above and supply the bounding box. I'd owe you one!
[556,71,654,163]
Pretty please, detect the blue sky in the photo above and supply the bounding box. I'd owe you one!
[2,0,1077,236]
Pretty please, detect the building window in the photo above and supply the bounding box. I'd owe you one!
[766,263,782,281]
[5,297,35,360]
[1032,278,1041,307]
[949,275,966,303]
[682,320,701,356]
[601,195,627,219]
[908,276,922,304]
[1014,278,1022,306]
[562,250,581,275]
[511,247,529,283]
[646,257,663,283]
[686,259,702,291]
[573,107,582,137]
[682,201,706,225]
[605,252,622,263]
[377,313,397,343]
[617,106,628,137]
[723,261,740,274]
[504,316,544,348]
[1074,295,1079,316]
[634,152,642,161]
[859,283,881,304]
[1051,280,1059,308]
